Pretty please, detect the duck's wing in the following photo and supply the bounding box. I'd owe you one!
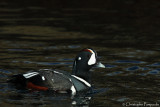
[38,69,72,91]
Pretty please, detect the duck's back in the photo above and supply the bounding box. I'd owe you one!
[8,69,91,94]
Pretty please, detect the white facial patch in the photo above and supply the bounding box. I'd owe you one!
[88,52,96,65]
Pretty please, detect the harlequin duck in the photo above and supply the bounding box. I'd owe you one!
[8,48,105,95]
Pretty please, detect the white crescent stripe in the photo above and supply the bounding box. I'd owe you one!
[71,75,91,87]
[88,52,96,65]
[71,85,76,96]
[69,78,76,96]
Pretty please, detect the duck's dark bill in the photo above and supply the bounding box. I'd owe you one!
[95,62,105,68]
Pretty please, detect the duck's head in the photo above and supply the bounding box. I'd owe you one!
[72,48,105,82]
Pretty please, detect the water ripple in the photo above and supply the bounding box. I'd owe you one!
[106,71,123,76]
[115,60,146,64]
[126,66,140,71]
[0,69,12,74]
[105,64,117,68]
[12,60,73,66]
[147,70,160,75]
[44,45,80,50]
[147,62,160,67]
[7,49,33,52]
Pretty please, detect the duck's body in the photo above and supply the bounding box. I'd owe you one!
[8,48,105,95]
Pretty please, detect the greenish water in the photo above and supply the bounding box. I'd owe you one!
[0,0,160,107]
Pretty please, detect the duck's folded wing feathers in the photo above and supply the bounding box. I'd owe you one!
[38,69,72,91]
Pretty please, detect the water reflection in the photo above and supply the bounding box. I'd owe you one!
[2,85,108,106]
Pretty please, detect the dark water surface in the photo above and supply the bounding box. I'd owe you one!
[0,0,160,107]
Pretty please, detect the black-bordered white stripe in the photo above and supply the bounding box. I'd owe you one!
[69,78,76,96]
[23,72,39,79]
[53,71,77,96]
[71,75,91,87]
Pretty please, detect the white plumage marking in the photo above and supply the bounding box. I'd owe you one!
[72,101,77,105]
[69,78,76,96]
[78,57,81,60]
[87,49,96,65]
[71,75,91,87]
[42,76,45,80]
[23,72,39,79]
[53,71,63,75]
[58,91,67,93]
[52,79,54,82]
[71,85,76,95]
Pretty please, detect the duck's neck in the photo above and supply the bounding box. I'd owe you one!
[72,69,91,83]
